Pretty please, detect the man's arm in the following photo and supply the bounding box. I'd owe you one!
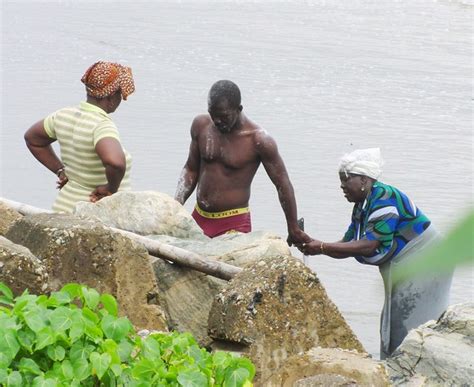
[257,132,310,245]
[90,137,126,202]
[175,118,201,205]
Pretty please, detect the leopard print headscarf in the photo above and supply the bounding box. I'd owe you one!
[81,61,135,100]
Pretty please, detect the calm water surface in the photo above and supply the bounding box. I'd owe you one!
[1,0,472,357]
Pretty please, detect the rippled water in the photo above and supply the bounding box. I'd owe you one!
[1,0,472,357]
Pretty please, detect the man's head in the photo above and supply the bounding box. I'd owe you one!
[81,61,135,113]
[207,80,243,133]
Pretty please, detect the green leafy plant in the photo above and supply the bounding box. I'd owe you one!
[0,283,255,386]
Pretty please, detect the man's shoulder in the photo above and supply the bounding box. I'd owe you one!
[190,114,212,138]
[250,125,276,147]
[192,114,212,126]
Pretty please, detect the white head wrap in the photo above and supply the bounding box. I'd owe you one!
[338,148,384,180]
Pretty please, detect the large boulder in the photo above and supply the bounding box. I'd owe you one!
[0,236,49,295]
[74,191,205,239]
[264,347,390,386]
[0,202,22,236]
[207,254,365,383]
[152,257,226,346]
[151,231,290,346]
[386,302,474,386]
[6,213,167,331]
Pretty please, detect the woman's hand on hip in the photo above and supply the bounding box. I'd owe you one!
[56,171,69,190]
[90,184,113,203]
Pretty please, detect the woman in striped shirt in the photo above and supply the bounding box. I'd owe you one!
[24,61,135,213]
[298,148,452,359]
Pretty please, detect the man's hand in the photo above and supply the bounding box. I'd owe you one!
[287,228,312,247]
[56,170,68,190]
[90,185,113,203]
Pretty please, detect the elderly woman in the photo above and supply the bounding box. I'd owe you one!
[298,148,452,359]
[24,61,135,213]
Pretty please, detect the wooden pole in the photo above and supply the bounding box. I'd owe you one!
[0,197,242,281]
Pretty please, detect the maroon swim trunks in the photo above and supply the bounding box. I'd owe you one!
[192,204,252,238]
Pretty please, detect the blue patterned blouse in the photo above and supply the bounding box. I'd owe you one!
[342,182,431,265]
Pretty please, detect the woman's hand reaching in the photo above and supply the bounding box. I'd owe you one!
[297,239,324,255]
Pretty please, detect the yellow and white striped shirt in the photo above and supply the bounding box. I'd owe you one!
[44,101,131,213]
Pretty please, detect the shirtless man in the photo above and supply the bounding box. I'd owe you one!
[175,80,310,245]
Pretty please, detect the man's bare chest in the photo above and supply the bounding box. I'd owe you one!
[199,133,257,169]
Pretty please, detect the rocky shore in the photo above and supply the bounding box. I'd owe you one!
[1,192,472,386]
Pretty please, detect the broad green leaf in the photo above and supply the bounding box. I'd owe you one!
[117,339,134,362]
[70,341,95,363]
[0,330,20,360]
[36,295,48,304]
[31,375,58,387]
[0,282,13,301]
[100,294,118,316]
[101,339,121,365]
[213,351,231,367]
[110,363,123,377]
[81,287,100,310]
[49,307,73,332]
[81,307,99,324]
[131,358,157,379]
[223,368,250,387]
[35,326,55,350]
[81,309,103,341]
[233,358,256,379]
[83,322,103,342]
[171,333,195,356]
[0,369,7,383]
[23,307,48,333]
[185,345,206,366]
[60,283,82,299]
[90,352,111,380]
[67,309,84,342]
[177,369,208,387]
[17,328,35,352]
[5,371,22,387]
[101,315,132,342]
[47,345,66,361]
[142,336,162,359]
[0,315,19,330]
[0,352,10,368]
[213,351,231,383]
[48,291,72,306]
[60,359,74,380]
[18,357,42,376]
[12,298,30,314]
[72,358,91,381]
